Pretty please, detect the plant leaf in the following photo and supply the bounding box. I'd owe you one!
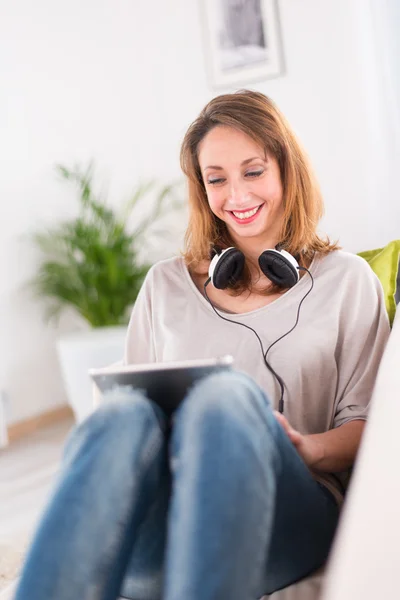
[30,162,183,326]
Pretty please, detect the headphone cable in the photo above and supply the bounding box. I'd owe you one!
[204,279,286,412]
[203,266,314,413]
[264,267,314,361]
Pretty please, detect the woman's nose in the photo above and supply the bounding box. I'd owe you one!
[226,182,251,208]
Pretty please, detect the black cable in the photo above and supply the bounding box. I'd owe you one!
[204,279,285,411]
[263,267,314,412]
[264,267,314,361]
[203,266,314,413]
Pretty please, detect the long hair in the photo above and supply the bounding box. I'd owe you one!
[180,90,338,293]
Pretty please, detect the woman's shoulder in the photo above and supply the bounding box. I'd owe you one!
[315,249,374,281]
[313,249,387,311]
[144,255,187,290]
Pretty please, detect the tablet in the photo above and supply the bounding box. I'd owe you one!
[89,355,234,416]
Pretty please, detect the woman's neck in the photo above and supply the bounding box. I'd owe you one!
[230,230,280,260]
[233,236,280,287]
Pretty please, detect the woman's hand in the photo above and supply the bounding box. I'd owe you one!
[273,411,324,469]
[274,412,366,472]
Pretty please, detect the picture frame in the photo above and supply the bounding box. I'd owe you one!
[200,0,284,89]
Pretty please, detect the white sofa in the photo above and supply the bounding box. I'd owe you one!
[268,305,400,600]
[322,304,400,599]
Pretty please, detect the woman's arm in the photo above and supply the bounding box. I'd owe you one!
[274,412,366,473]
[277,256,390,474]
[124,267,156,365]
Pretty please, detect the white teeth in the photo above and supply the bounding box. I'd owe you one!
[232,206,260,220]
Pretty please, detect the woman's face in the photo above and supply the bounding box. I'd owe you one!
[198,125,284,247]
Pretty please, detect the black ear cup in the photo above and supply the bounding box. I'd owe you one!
[211,248,245,290]
[258,250,299,288]
[209,246,299,290]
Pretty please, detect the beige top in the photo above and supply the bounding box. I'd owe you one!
[124,251,390,502]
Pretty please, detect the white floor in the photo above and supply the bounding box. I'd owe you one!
[0,418,75,598]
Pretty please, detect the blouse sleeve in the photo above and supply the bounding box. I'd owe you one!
[124,267,156,365]
[333,258,390,428]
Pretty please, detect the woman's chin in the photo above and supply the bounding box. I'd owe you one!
[228,220,271,241]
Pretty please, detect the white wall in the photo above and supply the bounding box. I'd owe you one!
[0,0,398,423]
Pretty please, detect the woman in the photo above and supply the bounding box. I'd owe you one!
[15,90,390,600]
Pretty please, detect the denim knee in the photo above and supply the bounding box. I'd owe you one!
[63,390,167,465]
[178,370,271,425]
[172,371,275,455]
[170,370,280,497]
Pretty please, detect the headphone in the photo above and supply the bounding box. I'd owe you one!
[204,246,314,413]
[208,245,300,290]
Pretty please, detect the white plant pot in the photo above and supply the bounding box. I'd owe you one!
[56,325,126,423]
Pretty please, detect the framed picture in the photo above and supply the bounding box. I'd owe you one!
[200,0,284,89]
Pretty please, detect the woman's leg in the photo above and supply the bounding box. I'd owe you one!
[163,370,339,600]
[120,456,170,600]
[260,432,339,595]
[15,390,169,600]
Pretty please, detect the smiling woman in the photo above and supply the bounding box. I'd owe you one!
[14,91,390,600]
[180,90,336,296]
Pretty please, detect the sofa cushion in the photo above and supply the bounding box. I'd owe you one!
[358,239,400,325]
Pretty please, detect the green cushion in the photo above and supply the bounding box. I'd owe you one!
[357,240,400,326]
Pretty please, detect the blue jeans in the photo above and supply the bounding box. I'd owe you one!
[15,371,339,600]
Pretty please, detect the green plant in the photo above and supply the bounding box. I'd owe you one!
[31,163,180,327]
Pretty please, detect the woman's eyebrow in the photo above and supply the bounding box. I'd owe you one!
[204,156,265,171]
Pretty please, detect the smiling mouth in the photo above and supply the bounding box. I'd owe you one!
[229,205,263,223]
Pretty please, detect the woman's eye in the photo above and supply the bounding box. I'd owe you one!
[207,170,263,185]
[207,177,226,185]
[245,170,264,178]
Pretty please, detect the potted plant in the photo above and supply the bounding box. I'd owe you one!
[31,163,182,422]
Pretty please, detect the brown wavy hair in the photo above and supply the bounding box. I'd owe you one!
[180,89,338,292]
